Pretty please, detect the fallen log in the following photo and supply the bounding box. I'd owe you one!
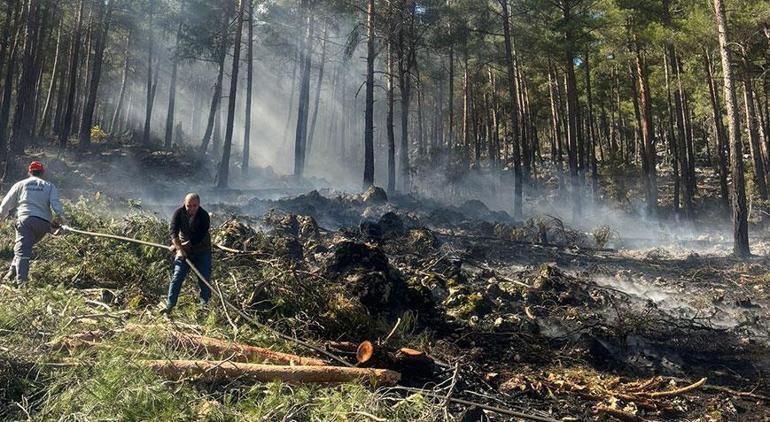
[124,324,327,366]
[143,359,400,386]
[171,332,328,366]
[325,340,359,355]
[356,341,435,377]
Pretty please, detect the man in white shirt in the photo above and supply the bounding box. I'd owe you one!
[0,161,66,284]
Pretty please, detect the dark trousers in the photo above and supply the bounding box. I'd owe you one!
[12,217,51,281]
[166,250,212,310]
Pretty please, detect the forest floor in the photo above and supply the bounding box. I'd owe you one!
[1,142,770,421]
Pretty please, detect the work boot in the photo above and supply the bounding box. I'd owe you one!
[156,303,173,320]
[3,267,15,282]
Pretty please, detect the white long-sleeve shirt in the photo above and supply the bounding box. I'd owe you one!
[0,176,63,223]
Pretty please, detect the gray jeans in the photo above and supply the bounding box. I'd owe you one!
[12,216,51,281]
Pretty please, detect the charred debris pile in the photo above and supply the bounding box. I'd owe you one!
[1,188,769,420]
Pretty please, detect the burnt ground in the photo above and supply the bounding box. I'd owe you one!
[5,145,770,421]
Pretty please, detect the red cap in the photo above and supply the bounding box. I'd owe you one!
[28,161,44,172]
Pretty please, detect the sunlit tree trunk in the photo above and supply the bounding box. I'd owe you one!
[293,2,313,178]
[242,0,254,175]
[713,0,750,257]
[217,0,246,188]
[307,22,327,159]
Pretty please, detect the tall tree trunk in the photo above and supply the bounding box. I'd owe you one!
[78,0,111,149]
[58,0,84,149]
[0,0,16,88]
[500,0,522,219]
[703,49,730,212]
[10,0,40,154]
[634,41,657,214]
[386,39,395,194]
[0,7,22,157]
[584,49,599,197]
[164,5,184,149]
[109,32,130,134]
[713,0,750,257]
[398,13,415,192]
[743,72,768,202]
[548,63,562,167]
[292,5,313,178]
[212,96,222,155]
[281,49,299,146]
[200,49,226,154]
[668,49,693,218]
[242,0,254,175]
[462,49,469,161]
[141,0,155,145]
[663,51,681,216]
[307,21,327,159]
[448,47,454,149]
[563,4,581,218]
[52,33,70,136]
[39,18,62,135]
[362,0,375,188]
[217,0,246,188]
[416,60,425,159]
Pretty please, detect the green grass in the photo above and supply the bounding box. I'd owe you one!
[0,196,444,421]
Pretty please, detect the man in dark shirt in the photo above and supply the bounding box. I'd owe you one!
[162,193,212,315]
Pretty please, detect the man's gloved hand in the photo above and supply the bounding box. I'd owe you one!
[181,240,191,253]
[175,248,187,260]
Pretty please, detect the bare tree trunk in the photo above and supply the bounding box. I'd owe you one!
[39,19,62,135]
[164,5,184,149]
[141,0,154,144]
[0,6,21,157]
[398,37,414,192]
[362,0,375,188]
[78,0,111,149]
[703,50,730,212]
[563,5,581,218]
[58,0,84,149]
[281,49,299,147]
[584,49,599,198]
[200,50,226,154]
[634,41,657,214]
[744,73,768,202]
[548,63,561,167]
[52,34,69,136]
[10,0,41,154]
[663,52,681,216]
[293,4,313,178]
[217,0,245,188]
[713,0,750,257]
[416,61,425,159]
[306,22,327,160]
[0,0,16,88]
[448,47,454,149]
[386,40,395,194]
[500,0,522,219]
[242,0,254,175]
[109,33,130,135]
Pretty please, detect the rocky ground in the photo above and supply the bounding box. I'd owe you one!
[1,144,770,421]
